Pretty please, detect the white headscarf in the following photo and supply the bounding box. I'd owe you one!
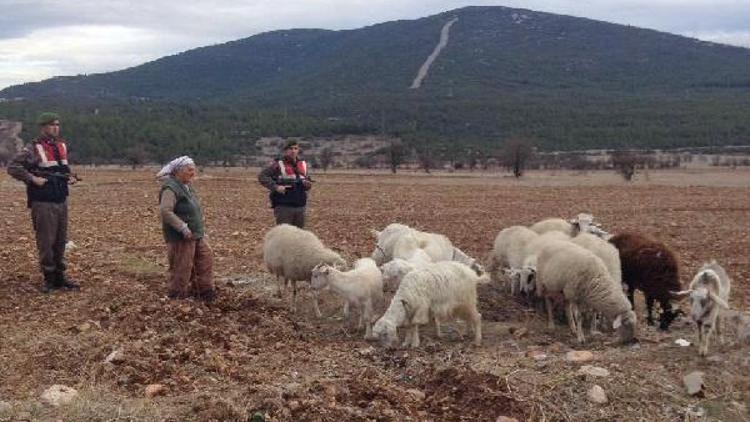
[157,155,195,178]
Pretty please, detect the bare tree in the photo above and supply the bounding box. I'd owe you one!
[319,147,334,172]
[125,144,149,169]
[416,147,434,173]
[611,151,645,181]
[501,138,534,178]
[386,140,406,173]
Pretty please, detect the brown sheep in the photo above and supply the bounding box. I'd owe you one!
[609,232,683,330]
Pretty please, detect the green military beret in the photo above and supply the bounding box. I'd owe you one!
[283,140,300,150]
[36,112,60,126]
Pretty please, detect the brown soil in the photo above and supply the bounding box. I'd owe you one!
[0,168,748,421]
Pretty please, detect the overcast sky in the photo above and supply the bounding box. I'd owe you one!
[1,0,749,90]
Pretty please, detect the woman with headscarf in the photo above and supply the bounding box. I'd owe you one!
[157,156,215,301]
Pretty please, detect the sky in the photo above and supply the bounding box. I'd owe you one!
[1,0,749,90]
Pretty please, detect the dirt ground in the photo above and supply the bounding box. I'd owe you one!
[0,167,748,421]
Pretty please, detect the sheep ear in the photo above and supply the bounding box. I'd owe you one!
[401,299,414,319]
[670,290,692,301]
[612,315,622,329]
[709,292,730,309]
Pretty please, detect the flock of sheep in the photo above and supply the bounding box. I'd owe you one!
[261,214,735,357]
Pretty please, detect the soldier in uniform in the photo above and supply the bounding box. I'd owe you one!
[7,112,80,292]
[258,140,312,228]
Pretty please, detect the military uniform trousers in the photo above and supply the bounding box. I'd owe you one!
[30,200,68,275]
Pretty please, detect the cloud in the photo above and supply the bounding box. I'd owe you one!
[1,0,749,90]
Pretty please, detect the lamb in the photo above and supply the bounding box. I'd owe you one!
[609,232,683,330]
[536,241,637,344]
[263,224,347,317]
[311,258,384,339]
[373,261,486,348]
[531,214,610,238]
[673,261,732,356]
[486,226,539,287]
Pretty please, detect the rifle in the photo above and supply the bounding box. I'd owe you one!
[31,170,82,183]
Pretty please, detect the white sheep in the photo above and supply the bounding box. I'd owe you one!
[380,249,432,293]
[673,261,732,356]
[373,261,486,348]
[311,258,383,339]
[372,223,482,274]
[263,224,346,317]
[487,226,539,293]
[536,241,637,344]
[370,223,413,265]
[530,218,575,236]
[514,231,571,295]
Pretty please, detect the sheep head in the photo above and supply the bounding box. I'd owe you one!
[613,310,638,344]
[373,318,398,348]
[311,264,332,290]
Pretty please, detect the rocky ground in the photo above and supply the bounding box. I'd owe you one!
[0,168,748,421]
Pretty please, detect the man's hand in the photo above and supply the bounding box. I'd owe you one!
[275,185,288,194]
[31,175,47,187]
[67,174,79,185]
[302,180,312,190]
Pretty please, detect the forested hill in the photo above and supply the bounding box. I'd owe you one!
[2,6,750,155]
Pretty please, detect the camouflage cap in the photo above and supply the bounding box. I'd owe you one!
[283,140,300,150]
[36,112,60,126]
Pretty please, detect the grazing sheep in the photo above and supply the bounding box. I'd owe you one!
[530,218,574,236]
[311,258,384,339]
[487,226,539,287]
[380,250,432,293]
[263,224,346,317]
[515,231,571,295]
[372,223,483,274]
[450,246,485,276]
[571,233,622,285]
[673,261,732,356]
[370,223,413,265]
[391,230,454,262]
[373,262,486,348]
[570,213,611,239]
[609,232,683,330]
[536,241,637,344]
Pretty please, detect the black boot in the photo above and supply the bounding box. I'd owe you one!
[42,272,60,293]
[55,271,80,290]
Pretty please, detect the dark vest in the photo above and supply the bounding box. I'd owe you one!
[270,158,308,208]
[160,178,205,242]
[27,137,70,205]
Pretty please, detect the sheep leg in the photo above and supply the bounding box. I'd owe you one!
[716,314,724,345]
[290,280,298,313]
[342,301,350,320]
[312,290,322,318]
[700,323,714,357]
[363,300,374,340]
[276,275,284,298]
[410,324,421,348]
[545,297,556,330]
[402,325,413,348]
[434,317,444,339]
[645,296,656,326]
[566,302,585,343]
[471,311,482,346]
